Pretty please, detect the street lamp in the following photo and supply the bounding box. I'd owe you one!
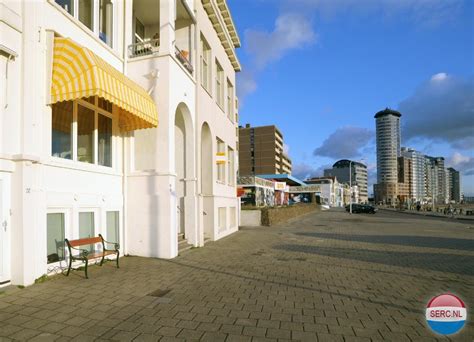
[349,161,353,214]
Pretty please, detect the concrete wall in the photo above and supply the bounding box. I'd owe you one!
[261,204,320,226]
[240,210,261,227]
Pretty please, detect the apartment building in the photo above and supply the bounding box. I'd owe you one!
[397,156,412,201]
[425,156,447,205]
[238,124,292,176]
[446,167,461,203]
[324,159,368,203]
[401,147,426,203]
[0,0,240,286]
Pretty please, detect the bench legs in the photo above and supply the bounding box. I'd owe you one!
[66,257,73,277]
[116,252,120,268]
[84,259,89,279]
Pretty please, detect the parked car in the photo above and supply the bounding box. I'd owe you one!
[345,204,377,214]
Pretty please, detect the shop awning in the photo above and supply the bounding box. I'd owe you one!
[51,37,158,131]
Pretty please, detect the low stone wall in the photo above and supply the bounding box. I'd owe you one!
[240,209,262,226]
[261,204,320,226]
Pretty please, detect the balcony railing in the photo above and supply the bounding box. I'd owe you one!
[128,39,160,58]
[175,45,193,74]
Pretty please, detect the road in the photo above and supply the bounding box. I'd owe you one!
[0,209,473,341]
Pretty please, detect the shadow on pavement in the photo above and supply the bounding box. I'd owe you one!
[295,232,474,251]
[273,244,474,276]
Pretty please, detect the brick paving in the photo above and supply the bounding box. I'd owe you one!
[0,209,473,341]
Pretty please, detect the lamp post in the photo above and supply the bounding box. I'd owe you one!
[349,161,353,214]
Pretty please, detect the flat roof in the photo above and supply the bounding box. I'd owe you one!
[257,174,306,186]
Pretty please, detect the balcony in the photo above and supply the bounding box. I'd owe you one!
[128,39,160,58]
[175,45,193,74]
[128,0,194,75]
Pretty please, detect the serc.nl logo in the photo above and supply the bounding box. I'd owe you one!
[426,293,467,335]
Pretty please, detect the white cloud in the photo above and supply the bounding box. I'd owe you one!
[238,13,317,100]
[431,72,448,82]
[447,152,474,176]
[283,143,290,155]
[313,126,374,159]
[292,162,330,180]
[245,13,317,69]
[399,74,474,150]
[237,70,258,101]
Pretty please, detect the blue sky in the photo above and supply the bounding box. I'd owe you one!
[228,0,474,196]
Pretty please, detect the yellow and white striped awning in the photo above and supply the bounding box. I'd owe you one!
[51,37,158,131]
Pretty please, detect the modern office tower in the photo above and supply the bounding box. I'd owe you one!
[401,147,426,203]
[425,156,447,204]
[324,159,368,203]
[446,167,461,203]
[374,108,402,204]
[238,124,292,175]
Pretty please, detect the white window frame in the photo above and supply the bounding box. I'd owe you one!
[46,209,69,268]
[226,79,234,122]
[77,209,99,240]
[215,60,224,109]
[52,96,114,168]
[52,0,115,49]
[216,138,226,183]
[227,146,235,186]
[200,35,211,93]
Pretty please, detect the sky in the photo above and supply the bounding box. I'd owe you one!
[227,0,474,196]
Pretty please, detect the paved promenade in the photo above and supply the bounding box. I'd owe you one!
[0,210,473,341]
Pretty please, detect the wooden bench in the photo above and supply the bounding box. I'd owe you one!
[65,234,119,279]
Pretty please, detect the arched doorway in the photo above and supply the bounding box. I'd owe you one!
[200,122,213,239]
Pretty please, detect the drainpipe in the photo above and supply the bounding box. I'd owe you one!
[122,0,128,255]
[193,7,203,246]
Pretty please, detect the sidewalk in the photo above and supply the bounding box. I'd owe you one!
[379,207,474,221]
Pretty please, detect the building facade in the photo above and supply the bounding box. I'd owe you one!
[374,108,401,204]
[0,0,241,286]
[238,124,292,176]
[401,147,426,203]
[446,167,461,203]
[397,156,412,202]
[324,159,368,203]
[425,156,447,205]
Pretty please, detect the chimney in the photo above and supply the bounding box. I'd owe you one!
[245,123,250,128]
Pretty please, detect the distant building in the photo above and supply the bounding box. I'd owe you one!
[446,168,461,203]
[425,156,447,204]
[238,124,292,176]
[324,159,368,203]
[401,147,426,203]
[397,156,412,202]
[374,108,402,204]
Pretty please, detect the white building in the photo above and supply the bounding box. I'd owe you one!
[0,0,241,286]
[401,147,426,203]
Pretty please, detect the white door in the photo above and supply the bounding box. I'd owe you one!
[0,179,10,285]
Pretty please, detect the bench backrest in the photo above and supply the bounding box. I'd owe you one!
[67,236,103,247]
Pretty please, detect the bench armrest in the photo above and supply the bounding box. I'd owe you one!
[103,239,120,251]
[68,245,89,258]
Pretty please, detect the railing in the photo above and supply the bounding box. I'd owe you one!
[128,39,160,58]
[175,45,193,74]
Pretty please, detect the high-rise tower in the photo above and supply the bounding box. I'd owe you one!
[374,108,402,204]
